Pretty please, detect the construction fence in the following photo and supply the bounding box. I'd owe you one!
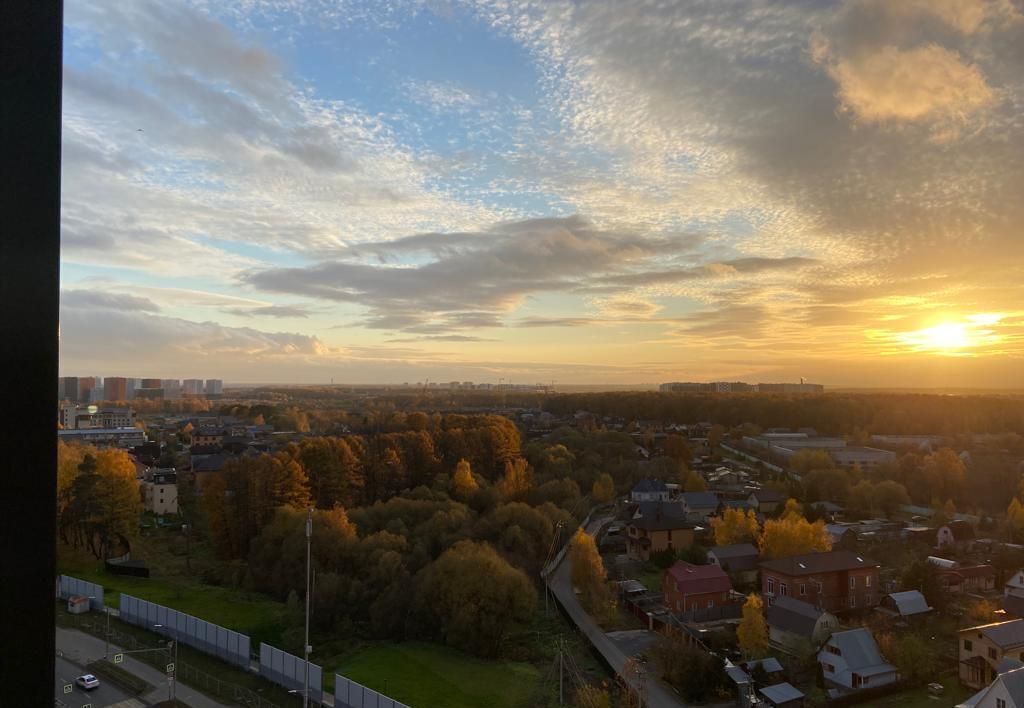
[259,642,324,703]
[56,574,105,610]
[119,593,251,670]
[333,674,411,708]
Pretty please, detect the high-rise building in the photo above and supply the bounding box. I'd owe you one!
[104,376,128,401]
[162,379,181,400]
[205,379,223,396]
[141,378,162,389]
[59,376,80,401]
[125,378,139,400]
[183,379,204,396]
[78,376,99,402]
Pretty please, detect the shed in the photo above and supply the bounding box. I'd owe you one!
[67,595,90,615]
[879,590,932,618]
[759,682,805,707]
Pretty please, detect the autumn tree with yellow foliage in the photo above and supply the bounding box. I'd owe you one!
[570,528,610,614]
[499,457,534,501]
[711,507,760,546]
[737,594,768,658]
[758,499,832,559]
[451,458,479,500]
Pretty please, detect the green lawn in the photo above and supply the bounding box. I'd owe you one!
[867,678,973,708]
[58,544,285,643]
[331,642,543,708]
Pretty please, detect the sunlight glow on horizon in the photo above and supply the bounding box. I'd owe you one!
[895,314,1005,355]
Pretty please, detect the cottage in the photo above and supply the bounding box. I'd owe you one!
[626,502,695,562]
[825,524,858,550]
[708,543,760,584]
[748,489,787,514]
[760,551,881,613]
[878,590,932,618]
[630,478,670,503]
[767,596,838,655]
[959,620,1024,689]
[958,664,1024,708]
[663,561,735,613]
[938,519,975,549]
[681,491,720,522]
[818,628,899,691]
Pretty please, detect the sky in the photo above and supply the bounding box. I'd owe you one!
[58,0,1024,387]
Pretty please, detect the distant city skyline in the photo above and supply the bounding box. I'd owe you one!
[58,1,1024,386]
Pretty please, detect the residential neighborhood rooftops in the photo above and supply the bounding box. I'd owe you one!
[666,561,732,595]
[632,478,668,493]
[760,550,879,576]
[681,491,720,507]
[750,489,787,503]
[744,657,784,674]
[709,543,759,559]
[767,596,828,638]
[630,501,694,531]
[957,665,1024,708]
[708,543,759,573]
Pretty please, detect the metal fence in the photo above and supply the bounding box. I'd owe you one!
[333,675,410,708]
[119,594,251,669]
[259,642,323,703]
[56,574,105,610]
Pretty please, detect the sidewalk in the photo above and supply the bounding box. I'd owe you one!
[57,627,230,708]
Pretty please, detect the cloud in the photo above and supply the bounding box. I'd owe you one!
[404,79,479,112]
[61,290,162,313]
[222,304,313,318]
[813,41,994,130]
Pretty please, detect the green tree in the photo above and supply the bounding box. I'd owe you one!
[790,449,835,476]
[591,473,616,503]
[873,480,910,518]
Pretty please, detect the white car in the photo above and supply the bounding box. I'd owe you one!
[75,674,100,691]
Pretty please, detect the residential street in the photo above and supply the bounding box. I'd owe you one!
[56,627,229,708]
[547,514,691,708]
[55,654,139,708]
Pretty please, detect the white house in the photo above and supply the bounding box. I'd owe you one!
[630,478,669,503]
[958,664,1024,708]
[1006,570,1024,600]
[818,628,899,691]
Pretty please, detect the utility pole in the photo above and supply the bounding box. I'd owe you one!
[303,507,312,708]
[558,640,564,706]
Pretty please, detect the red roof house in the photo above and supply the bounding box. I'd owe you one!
[663,561,737,614]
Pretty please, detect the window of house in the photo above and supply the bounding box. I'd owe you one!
[990,648,998,660]
[708,600,714,608]
[849,595,856,608]
[827,645,841,656]
[816,581,823,593]
[767,577,775,594]
[780,583,788,596]
[800,583,806,596]
[997,700,1006,708]
[964,639,973,651]
[865,575,871,587]
[850,576,856,589]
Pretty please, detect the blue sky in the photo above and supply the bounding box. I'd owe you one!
[58,0,1024,386]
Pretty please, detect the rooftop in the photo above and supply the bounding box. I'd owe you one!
[767,596,828,638]
[965,620,1024,650]
[666,561,732,595]
[759,682,805,705]
[760,550,879,577]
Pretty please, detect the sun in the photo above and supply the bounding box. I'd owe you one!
[919,323,970,350]
[894,315,1005,355]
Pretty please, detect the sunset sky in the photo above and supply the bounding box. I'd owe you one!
[58,0,1024,387]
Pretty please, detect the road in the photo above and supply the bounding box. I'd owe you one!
[545,514,690,708]
[55,655,139,708]
[57,626,229,708]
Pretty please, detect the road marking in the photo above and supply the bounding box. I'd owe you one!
[63,684,73,694]
[113,653,124,664]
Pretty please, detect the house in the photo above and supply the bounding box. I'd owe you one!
[631,478,670,503]
[767,596,838,655]
[811,502,844,520]
[825,524,858,550]
[939,520,975,549]
[949,565,997,594]
[759,682,805,707]
[957,664,1024,708]
[1006,570,1024,601]
[708,543,760,584]
[141,470,178,515]
[626,503,696,561]
[959,620,1024,689]
[818,628,899,691]
[748,489,787,514]
[681,491,720,522]
[760,551,881,613]
[878,590,932,618]
[663,561,736,613]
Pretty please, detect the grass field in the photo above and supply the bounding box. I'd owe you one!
[332,642,543,708]
[869,677,973,708]
[58,539,285,643]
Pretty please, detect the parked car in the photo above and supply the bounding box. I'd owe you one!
[75,674,100,691]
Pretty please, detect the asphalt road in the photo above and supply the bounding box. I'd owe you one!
[546,514,691,708]
[55,655,133,708]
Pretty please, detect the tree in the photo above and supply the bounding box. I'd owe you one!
[789,449,835,476]
[711,508,760,546]
[1008,498,1024,542]
[902,560,946,612]
[802,468,850,503]
[847,480,875,518]
[569,528,610,614]
[654,633,728,702]
[412,540,536,657]
[922,448,966,505]
[758,502,832,559]
[873,480,910,518]
[737,594,768,658]
[875,632,938,687]
[59,447,142,559]
[585,473,612,504]
[664,435,693,464]
[967,598,997,624]
[498,457,533,501]
[575,685,611,708]
[450,459,479,501]
[681,469,707,492]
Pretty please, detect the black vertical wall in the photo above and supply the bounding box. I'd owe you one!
[0,0,63,703]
